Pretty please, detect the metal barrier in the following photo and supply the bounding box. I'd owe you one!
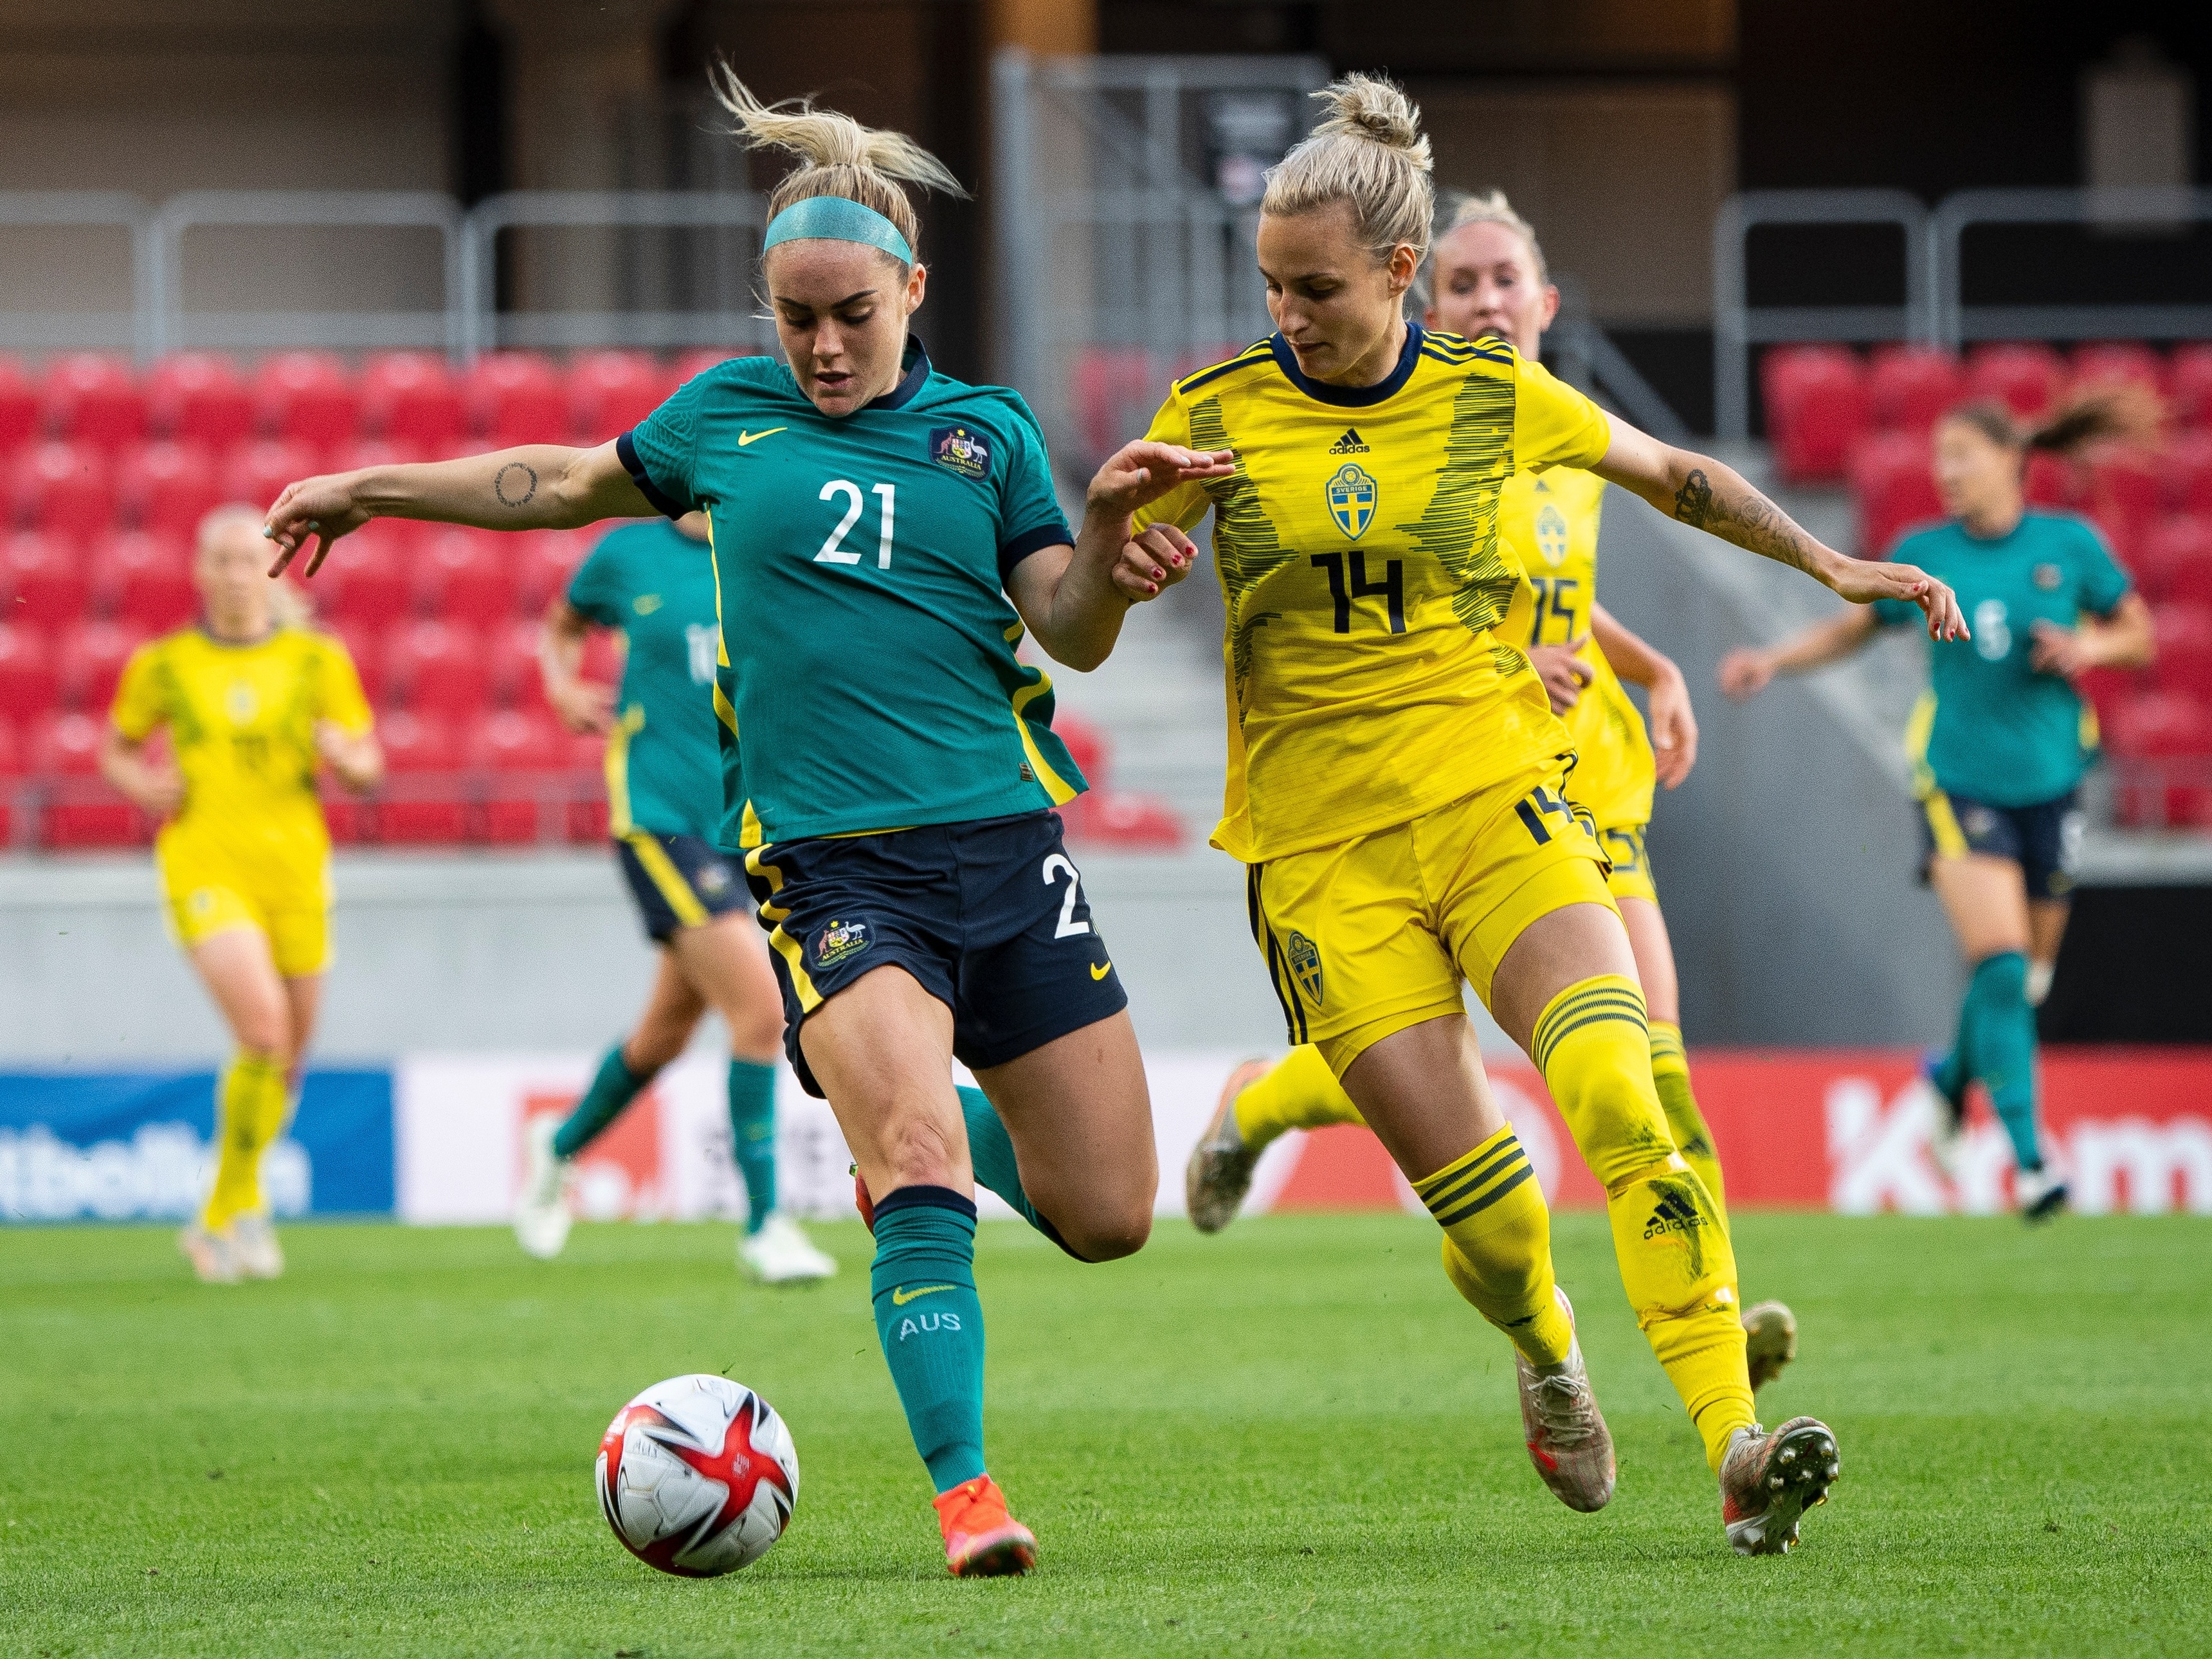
[0,192,156,358]
[1712,189,1933,441]
[1931,186,2212,349]
[149,190,464,358]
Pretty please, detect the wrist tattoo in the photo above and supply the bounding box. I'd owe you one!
[494,462,539,508]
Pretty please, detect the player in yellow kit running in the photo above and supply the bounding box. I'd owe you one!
[100,505,383,1284]
[1186,190,1799,1392]
[1114,77,1963,1552]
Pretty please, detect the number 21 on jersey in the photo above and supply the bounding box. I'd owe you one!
[815,480,896,569]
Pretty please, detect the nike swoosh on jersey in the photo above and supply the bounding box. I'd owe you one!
[738,428,787,446]
[1090,961,1112,981]
[891,1283,956,1305]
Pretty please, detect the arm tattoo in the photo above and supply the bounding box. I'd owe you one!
[1672,465,1820,576]
[493,462,539,509]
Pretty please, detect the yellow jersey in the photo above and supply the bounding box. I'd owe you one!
[111,626,373,883]
[1496,468,1656,831]
[1137,326,1614,862]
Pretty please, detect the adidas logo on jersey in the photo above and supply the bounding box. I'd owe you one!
[1328,428,1369,455]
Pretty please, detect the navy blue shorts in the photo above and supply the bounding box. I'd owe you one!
[616,831,750,943]
[1916,788,2082,901]
[742,810,1127,1097]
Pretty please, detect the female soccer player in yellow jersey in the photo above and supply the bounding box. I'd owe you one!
[99,505,383,1284]
[1186,191,1801,1392]
[1120,75,1963,1554]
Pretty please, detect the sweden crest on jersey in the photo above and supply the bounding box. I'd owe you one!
[1325,462,1377,540]
[1287,930,1323,1004]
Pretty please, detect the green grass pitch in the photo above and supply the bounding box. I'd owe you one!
[4,1211,2207,1656]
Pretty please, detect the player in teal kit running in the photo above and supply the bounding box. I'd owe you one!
[1723,395,2153,1219]
[263,70,1231,1575]
[510,511,837,1285]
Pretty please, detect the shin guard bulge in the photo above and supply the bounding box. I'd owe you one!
[1416,1125,1574,1368]
[869,1187,990,1493]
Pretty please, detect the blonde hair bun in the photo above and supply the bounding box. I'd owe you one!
[1311,73,1433,169]
[1262,73,1435,266]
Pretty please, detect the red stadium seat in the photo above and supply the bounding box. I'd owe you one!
[252,352,361,450]
[1849,430,1943,557]
[1766,347,1869,483]
[514,528,588,614]
[1062,788,1185,849]
[465,352,567,445]
[147,354,255,453]
[370,708,467,843]
[323,619,386,706]
[2152,604,2212,702]
[412,528,518,626]
[569,351,677,442]
[39,354,145,452]
[488,618,545,708]
[362,351,466,453]
[0,357,39,452]
[1055,712,1109,788]
[1867,346,1964,434]
[328,436,429,476]
[385,619,490,714]
[105,530,198,633]
[2071,341,2166,400]
[116,441,222,540]
[2162,429,2212,516]
[1965,343,2065,421]
[12,442,114,541]
[673,347,765,385]
[2023,449,2080,511]
[2107,690,2212,827]
[0,624,60,720]
[58,619,148,711]
[2135,516,2212,604]
[1069,347,1159,471]
[316,523,415,628]
[0,712,19,774]
[2076,664,2137,736]
[472,707,568,842]
[220,438,320,517]
[31,709,147,848]
[2171,345,2212,431]
[1,532,89,630]
[2087,453,2162,567]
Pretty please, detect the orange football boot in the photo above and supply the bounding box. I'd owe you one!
[932,1474,1037,1577]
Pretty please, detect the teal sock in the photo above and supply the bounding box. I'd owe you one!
[729,1059,778,1235]
[553,1044,649,1161]
[959,1085,1088,1259]
[1963,952,2042,1170]
[869,1188,988,1493]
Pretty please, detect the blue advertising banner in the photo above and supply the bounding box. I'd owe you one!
[0,1069,394,1221]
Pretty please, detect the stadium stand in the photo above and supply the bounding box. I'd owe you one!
[0,349,1186,851]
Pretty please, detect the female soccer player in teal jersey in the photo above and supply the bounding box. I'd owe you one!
[1723,395,2155,1219]
[262,72,1230,1577]
[511,508,836,1285]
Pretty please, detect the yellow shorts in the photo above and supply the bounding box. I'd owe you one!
[1595,823,1658,907]
[1246,761,1617,1076]
[159,849,332,979]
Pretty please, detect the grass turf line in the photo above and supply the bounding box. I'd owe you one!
[2,1211,2207,1656]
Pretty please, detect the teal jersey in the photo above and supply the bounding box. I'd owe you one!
[566,520,724,839]
[618,340,1083,846]
[1874,512,2130,808]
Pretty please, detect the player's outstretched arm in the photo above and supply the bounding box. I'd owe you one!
[264,441,653,578]
[1716,604,1881,701]
[1590,601,1698,789]
[1007,439,1233,672]
[1591,420,1967,644]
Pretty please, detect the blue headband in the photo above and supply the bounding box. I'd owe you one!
[761,195,914,264]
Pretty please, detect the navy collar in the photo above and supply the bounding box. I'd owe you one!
[867,336,932,412]
[1269,319,1423,407]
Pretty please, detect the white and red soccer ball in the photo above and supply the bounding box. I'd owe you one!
[595,1374,799,1576]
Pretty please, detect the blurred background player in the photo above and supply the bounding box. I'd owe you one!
[1120,75,1964,1552]
[98,505,383,1283]
[1721,395,2155,1221]
[1184,188,1800,1390]
[263,71,1226,1577]
[511,507,835,1285]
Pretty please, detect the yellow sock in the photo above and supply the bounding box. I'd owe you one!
[1414,1125,1574,1368]
[201,1051,289,1232]
[1231,1043,1364,1151]
[1535,977,1754,1470]
[1649,1021,1728,1229]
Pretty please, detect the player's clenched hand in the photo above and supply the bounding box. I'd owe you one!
[1716,647,1776,701]
[1085,441,1235,520]
[549,678,618,736]
[1825,557,1968,642]
[264,473,374,579]
[1646,662,1700,789]
[1527,640,1593,713]
[126,763,186,820]
[1112,525,1196,603]
[2027,619,2093,679]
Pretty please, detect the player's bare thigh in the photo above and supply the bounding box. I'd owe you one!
[1486,901,1643,1060]
[627,949,711,1073]
[666,910,782,1062]
[188,926,293,1063]
[1616,896,1681,1027]
[974,1010,1156,1261]
[1337,1013,1510,1183]
[797,963,971,1199]
[1928,853,2031,962]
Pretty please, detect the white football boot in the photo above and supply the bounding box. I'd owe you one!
[1516,1288,1617,1512]
[178,1222,240,1285]
[1184,1058,1273,1234]
[739,1213,838,1283]
[1719,1417,1840,1555]
[230,1212,286,1280]
[2016,1164,2068,1224]
[512,1114,574,1260]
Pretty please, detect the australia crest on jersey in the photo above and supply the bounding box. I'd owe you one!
[1325,462,1377,539]
[815,918,871,968]
[930,424,991,480]
[1287,930,1323,1004]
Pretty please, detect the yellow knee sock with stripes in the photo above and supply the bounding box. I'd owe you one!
[1534,977,1753,1471]
[1648,1021,1728,1229]
[201,1051,289,1233]
[1414,1125,1575,1369]
[1231,1044,1364,1151]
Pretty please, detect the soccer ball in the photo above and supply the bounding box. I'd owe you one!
[595,1373,799,1577]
